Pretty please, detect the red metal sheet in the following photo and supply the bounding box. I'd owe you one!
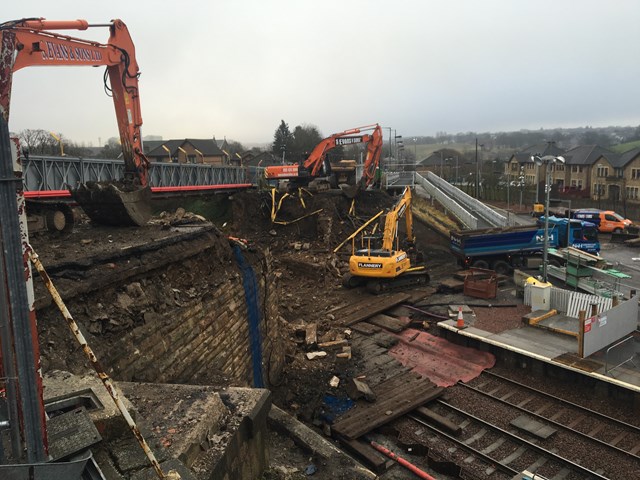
[24,184,254,199]
[388,329,495,387]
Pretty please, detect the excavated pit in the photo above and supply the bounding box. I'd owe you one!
[26,188,456,478]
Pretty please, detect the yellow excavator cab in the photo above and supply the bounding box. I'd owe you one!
[531,203,544,217]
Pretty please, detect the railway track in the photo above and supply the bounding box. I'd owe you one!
[463,370,640,462]
[383,369,640,479]
[406,398,608,480]
[406,370,640,479]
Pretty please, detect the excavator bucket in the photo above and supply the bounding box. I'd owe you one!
[72,182,152,226]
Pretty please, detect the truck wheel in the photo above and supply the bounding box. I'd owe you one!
[613,227,623,234]
[471,260,489,269]
[492,260,511,275]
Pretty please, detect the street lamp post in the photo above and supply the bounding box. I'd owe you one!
[413,138,417,163]
[383,127,393,166]
[531,154,565,283]
[475,139,484,198]
[507,173,510,223]
[445,157,453,182]
[452,156,458,184]
[475,139,479,197]
[597,163,603,209]
[519,166,525,208]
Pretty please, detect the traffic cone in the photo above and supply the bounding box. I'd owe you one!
[456,307,465,328]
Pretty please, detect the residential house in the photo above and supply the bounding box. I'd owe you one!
[147,139,226,165]
[559,145,618,200]
[611,147,640,201]
[214,137,231,164]
[505,143,566,186]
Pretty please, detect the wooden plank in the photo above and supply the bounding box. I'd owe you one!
[413,406,461,435]
[335,435,390,474]
[334,293,411,326]
[350,322,381,336]
[367,314,407,333]
[332,372,443,440]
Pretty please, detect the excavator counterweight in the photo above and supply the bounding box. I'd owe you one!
[1,18,151,226]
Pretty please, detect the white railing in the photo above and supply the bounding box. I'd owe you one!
[414,174,478,230]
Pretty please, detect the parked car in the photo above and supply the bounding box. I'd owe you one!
[571,209,632,233]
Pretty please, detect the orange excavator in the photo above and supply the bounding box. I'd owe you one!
[0,18,151,226]
[264,124,383,197]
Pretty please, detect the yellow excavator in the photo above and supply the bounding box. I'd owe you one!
[343,187,429,294]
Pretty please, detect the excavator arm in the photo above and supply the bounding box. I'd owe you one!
[381,187,414,251]
[265,123,383,196]
[0,18,151,225]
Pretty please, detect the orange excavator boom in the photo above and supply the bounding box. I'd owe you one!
[0,18,151,225]
[264,123,383,193]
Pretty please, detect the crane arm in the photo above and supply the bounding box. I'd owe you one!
[0,18,149,186]
[381,187,414,252]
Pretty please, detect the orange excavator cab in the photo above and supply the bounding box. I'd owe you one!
[0,18,151,225]
[264,124,383,197]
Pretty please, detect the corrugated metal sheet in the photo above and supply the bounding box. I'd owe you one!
[388,329,495,387]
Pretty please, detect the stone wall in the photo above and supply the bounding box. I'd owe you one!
[35,228,283,389]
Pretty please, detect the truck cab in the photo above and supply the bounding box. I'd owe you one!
[538,216,600,254]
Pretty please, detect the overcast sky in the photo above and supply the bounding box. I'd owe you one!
[4,1,640,147]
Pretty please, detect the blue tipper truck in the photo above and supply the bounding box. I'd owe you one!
[450,217,600,274]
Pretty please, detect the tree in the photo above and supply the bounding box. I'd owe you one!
[272,120,293,161]
[18,129,56,155]
[290,124,323,161]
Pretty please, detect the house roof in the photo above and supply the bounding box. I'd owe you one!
[185,139,224,156]
[612,146,640,168]
[561,145,618,166]
[147,139,224,157]
[519,143,566,157]
[143,140,164,154]
[147,139,183,157]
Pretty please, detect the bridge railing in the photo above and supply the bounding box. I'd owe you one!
[21,155,253,191]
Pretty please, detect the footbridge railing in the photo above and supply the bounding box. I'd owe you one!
[422,171,507,227]
[414,173,478,230]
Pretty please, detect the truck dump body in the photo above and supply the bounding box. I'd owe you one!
[450,225,557,259]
